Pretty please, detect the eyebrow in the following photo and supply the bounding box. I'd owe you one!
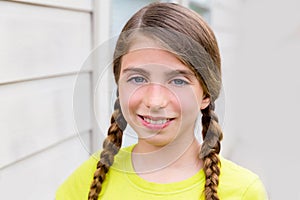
[122,67,150,77]
[122,67,195,78]
[165,69,195,78]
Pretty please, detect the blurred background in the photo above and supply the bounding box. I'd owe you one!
[1,0,300,199]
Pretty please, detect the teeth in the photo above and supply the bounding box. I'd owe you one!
[143,117,169,125]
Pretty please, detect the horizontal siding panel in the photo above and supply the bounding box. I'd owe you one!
[13,0,93,12]
[0,132,91,200]
[0,74,91,168]
[0,1,92,84]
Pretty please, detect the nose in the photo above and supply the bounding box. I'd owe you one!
[143,83,169,110]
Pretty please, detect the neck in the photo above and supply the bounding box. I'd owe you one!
[132,137,202,174]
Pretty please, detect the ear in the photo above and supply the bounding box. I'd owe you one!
[200,97,210,110]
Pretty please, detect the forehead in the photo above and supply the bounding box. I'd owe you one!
[121,48,190,73]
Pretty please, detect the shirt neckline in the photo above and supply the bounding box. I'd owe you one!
[113,144,206,194]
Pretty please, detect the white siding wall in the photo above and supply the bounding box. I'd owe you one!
[0,1,93,199]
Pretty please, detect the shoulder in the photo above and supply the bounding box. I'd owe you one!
[55,145,135,200]
[55,152,100,200]
[219,157,258,181]
[218,157,268,200]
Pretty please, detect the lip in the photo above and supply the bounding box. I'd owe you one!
[137,115,174,130]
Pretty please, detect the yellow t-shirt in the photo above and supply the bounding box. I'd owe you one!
[56,145,268,200]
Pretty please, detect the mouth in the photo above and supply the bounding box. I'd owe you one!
[138,115,175,129]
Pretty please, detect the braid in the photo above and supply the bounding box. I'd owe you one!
[200,102,223,200]
[88,98,127,200]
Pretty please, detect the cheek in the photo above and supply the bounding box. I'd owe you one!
[173,87,202,114]
[177,97,199,121]
[119,85,144,119]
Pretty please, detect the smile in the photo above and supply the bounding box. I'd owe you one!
[138,115,174,130]
[143,117,169,125]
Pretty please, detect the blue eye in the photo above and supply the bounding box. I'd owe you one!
[171,79,188,86]
[128,76,147,84]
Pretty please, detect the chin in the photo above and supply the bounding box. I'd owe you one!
[138,133,177,147]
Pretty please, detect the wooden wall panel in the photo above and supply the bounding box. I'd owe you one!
[0,74,91,168]
[13,0,93,11]
[0,132,91,200]
[0,1,92,84]
[0,1,94,199]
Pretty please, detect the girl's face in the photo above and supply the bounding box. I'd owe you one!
[118,44,209,148]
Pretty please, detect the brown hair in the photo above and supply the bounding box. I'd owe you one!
[88,3,223,200]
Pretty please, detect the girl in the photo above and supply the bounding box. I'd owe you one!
[56,3,268,200]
